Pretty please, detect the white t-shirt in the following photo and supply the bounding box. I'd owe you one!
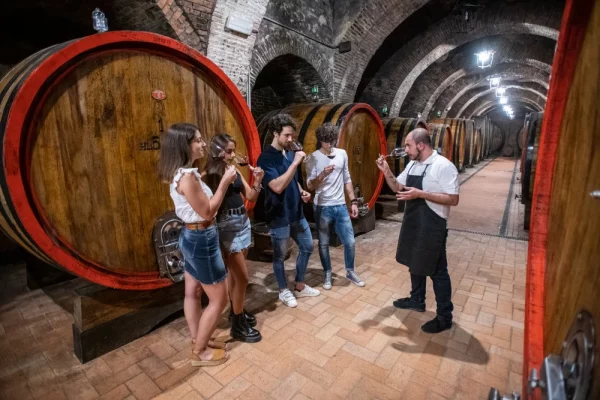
[396,151,459,219]
[307,148,352,206]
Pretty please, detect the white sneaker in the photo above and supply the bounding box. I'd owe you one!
[323,271,332,290]
[294,284,321,298]
[279,289,297,308]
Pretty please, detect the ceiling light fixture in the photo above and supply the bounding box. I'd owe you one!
[476,50,495,69]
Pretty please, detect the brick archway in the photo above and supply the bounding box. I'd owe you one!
[354,1,561,117]
[424,63,550,119]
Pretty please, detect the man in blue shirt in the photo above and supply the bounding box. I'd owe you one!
[257,113,321,307]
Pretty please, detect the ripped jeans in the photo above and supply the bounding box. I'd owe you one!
[314,204,355,272]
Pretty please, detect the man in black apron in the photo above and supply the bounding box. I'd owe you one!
[376,128,459,333]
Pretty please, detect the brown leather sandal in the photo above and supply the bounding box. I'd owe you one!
[191,339,228,350]
[190,348,229,367]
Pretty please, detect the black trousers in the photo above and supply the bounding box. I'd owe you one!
[409,242,453,322]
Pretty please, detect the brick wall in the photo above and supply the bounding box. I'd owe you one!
[333,0,428,103]
[206,0,269,97]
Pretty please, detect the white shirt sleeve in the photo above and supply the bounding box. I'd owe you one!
[438,163,460,194]
[342,151,351,184]
[306,153,319,183]
[396,161,413,185]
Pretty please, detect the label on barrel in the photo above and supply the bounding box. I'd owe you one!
[152,90,166,100]
[140,135,161,151]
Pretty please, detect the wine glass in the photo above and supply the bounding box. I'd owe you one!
[381,147,407,159]
[289,140,312,163]
[210,143,226,159]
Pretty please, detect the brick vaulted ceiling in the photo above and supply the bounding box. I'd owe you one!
[350,0,564,119]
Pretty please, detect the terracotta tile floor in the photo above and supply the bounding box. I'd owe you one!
[0,157,527,399]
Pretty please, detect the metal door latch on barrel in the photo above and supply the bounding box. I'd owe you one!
[488,310,595,400]
[153,212,186,283]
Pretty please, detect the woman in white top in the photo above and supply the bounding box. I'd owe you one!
[158,123,236,367]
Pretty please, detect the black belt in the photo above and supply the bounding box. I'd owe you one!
[220,206,246,217]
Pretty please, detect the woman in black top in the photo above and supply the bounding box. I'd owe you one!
[204,134,264,343]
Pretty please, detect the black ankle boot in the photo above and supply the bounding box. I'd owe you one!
[230,313,262,343]
[228,305,257,327]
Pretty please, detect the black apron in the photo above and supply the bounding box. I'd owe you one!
[396,163,448,276]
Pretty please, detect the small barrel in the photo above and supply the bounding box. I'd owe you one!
[256,103,386,211]
[429,118,466,172]
[0,31,259,290]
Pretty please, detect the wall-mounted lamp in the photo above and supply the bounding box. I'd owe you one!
[381,105,389,117]
[417,112,422,118]
[338,41,352,54]
[496,87,506,97]
[475,50,495,69]
[92,8,109,32]
[436,110,442,117]
[499,96,508,105]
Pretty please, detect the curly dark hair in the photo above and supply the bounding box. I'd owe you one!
[316,122,339,144]
[267,113,298,137]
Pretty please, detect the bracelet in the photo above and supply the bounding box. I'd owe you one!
[252,184,262,192]
[350,199,359,204]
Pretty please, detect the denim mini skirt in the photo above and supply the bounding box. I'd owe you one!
[178,225,227,285]
[217,214,251,254]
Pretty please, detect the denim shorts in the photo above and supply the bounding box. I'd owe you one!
[178,225,227,285]
[217,214,251,254]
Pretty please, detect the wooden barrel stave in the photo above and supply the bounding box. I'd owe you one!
[0,31,259,290]
[427,123,453,162]
[256,103,386,211]
[429,118,466,172]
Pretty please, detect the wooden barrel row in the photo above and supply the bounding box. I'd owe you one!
[520,111,544,230]
[429,118,467,172]
[0,31,260,290]
[255,103,386,215]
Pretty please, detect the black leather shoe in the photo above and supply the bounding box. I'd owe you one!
[421,317,453,334]
[228,308,257,327]
[392,297,426,312]
[230,313,262,343]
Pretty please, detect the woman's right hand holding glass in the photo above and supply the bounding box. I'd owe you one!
[223,165,237,184]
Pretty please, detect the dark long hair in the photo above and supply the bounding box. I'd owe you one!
[204,133,237,192]
[158,123,199,183]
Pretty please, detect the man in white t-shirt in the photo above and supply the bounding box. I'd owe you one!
[376,128,459,334]
[307,123,365,290]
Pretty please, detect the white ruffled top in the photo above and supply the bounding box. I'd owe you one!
[170,168,213,223]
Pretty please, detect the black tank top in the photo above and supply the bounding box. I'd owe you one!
[220,172,244,212]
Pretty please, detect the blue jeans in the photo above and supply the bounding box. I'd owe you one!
[314,204,355,272]
[269,218,314,289]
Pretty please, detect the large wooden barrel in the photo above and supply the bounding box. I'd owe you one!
[474,116,491,159]
[524,1,600,397]
[256,103,386,211]
[474,128,483,164]
[490,123,504,153]
[521,112,544,229]
[427,123,453,162]
[463,119,475,167]
[0,32,260,290]
[429,118,466,172]
[380,117,426,177]
[518,113,532,172]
